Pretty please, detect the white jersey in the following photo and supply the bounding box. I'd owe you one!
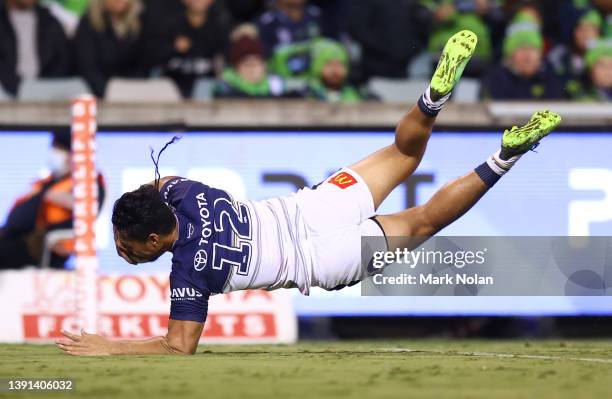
[225,168,385,295]
[226,195,313,295]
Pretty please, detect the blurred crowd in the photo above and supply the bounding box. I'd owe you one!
[0,0,611,102]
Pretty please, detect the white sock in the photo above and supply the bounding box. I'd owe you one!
[486,149,522,176]
[422,85,451,111]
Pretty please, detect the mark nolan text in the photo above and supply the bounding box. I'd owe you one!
[373,273,494,286]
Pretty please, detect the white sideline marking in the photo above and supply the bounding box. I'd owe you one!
[381,348,612,364]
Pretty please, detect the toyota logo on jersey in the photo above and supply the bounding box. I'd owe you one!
[193,249,208,271]
[193,191,213,271]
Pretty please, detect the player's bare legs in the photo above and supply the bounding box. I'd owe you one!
[350,108,435,209]
[376,171,488,250]
[351,30,478,209]
[377,111,562,251]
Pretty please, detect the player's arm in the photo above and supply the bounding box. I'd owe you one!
[56,273,210,356]
[55,319,204,356]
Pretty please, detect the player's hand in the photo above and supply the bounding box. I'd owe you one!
[55,329,114,356]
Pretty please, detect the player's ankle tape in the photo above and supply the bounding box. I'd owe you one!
[475,162,502,188]
[418,96,440,117]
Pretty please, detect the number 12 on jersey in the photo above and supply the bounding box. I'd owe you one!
[212,198,252,276]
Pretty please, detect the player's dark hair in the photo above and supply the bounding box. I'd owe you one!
[112,136,182,241]
[112,185,176,241]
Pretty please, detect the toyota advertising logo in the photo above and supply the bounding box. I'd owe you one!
[193,249,208,271]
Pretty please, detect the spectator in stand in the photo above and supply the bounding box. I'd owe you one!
[581,1,611,39]
[213,26,287,99]
[579,39,612,101]
[257,0,323,79]
[548,9,603,99]
[257,0,322,55]
[557,0,601,45]
[0,0,71,97]
[423,0,495,77]
[138,0,185,74]
[348,0,430,80]
[481,20,564,100]
[0,130,106,270]
[153,0,232,98]
[74,0,148,98]
[305,39,373,103]
[504,2,548,48]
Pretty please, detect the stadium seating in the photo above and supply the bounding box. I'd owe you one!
[191,78,215,101]
[368,78,429,103]
[453,79,481,103]
[369,78,481,104]
[40,229,74,269]
[105,78,182,103]
[18,78,91,101]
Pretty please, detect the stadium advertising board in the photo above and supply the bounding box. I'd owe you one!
[0,270,296,343]
[1,131,611,317]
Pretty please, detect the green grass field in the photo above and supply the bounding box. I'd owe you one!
[1,340,611,399]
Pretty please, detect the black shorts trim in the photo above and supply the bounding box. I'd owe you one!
[369,216,389,251]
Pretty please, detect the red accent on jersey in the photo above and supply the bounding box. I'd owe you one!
[328,172,357,189]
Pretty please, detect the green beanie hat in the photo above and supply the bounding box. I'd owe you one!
[310,39,349,78]
[578,9,603,29]
[585,39,612,68]
[503,22,543,57]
